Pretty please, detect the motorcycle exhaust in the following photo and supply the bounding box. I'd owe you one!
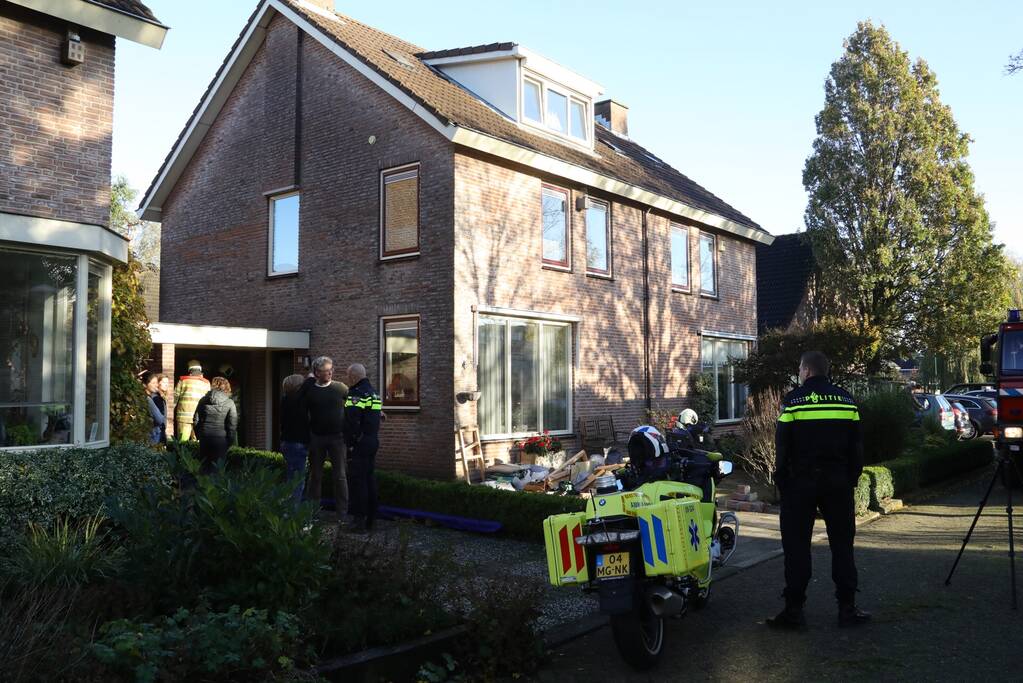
[646,586,685,617]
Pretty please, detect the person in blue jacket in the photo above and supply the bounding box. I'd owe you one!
[343,363,382,533]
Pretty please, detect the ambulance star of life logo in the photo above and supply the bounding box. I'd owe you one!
[689,520,700,551]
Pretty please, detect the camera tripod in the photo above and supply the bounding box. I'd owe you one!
[945,449,1023,610]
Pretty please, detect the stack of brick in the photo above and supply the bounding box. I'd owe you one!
[723,484,767,513]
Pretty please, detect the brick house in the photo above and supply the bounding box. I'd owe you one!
[0,0,165,449]
[139,0,772,478]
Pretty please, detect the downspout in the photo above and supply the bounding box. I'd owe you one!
[642,208,652,415]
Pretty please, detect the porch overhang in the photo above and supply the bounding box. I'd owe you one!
[149,322,309,349]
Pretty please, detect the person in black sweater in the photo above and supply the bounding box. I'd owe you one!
[305,357,349,523]
[193,376,238,474]
[280,374,311,508]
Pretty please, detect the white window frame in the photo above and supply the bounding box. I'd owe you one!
[267,190,300,277]
[379,163,421,261]
[379,313,421,411]
[520,69,593,147]
[541,183,571,271]
[701,334,752,424]
[699,232,718,297]
[477,314,574,441]
[584,197,611,277]
[670,223,690,292]
[0,246,112,450]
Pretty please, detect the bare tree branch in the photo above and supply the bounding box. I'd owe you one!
[1007,49,1023,75]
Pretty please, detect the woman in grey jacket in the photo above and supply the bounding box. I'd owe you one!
[193,376,238,473]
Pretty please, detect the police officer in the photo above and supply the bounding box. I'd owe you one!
[767,351,871,629]
[343,363,382,533]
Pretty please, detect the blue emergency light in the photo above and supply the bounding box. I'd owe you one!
[1010,309,1022,323]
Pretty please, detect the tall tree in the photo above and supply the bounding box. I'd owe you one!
[804,21,1010,371]
[111,175,161,268]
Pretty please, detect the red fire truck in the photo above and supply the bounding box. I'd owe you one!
[980,309,1023,465]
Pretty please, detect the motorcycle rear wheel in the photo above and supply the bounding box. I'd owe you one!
[610,605,665,671]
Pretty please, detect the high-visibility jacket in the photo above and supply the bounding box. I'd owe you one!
[343,378,382,452]
[174,375,210,441]
[774,375,862,487]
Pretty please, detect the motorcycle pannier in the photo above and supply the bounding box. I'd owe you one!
[635,498,711,579]
[544,511,591,586]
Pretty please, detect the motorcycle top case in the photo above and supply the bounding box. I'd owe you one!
[544,511,591,586]
[636,498,711,579]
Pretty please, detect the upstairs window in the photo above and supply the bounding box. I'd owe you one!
[541,185,569,269]
[570,100,587,140]
[269,192,300,275]
[584,198,610,276]
[671,224,689,290]
[523,79,543,123]
[381,165,420,258]
[546,89,568,133]
[700,233,717,296]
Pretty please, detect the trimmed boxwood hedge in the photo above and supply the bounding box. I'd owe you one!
[167,441,585,541]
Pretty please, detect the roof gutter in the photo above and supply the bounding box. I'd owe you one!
[6,0,168,48]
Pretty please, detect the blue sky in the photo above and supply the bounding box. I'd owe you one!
[113,0,1023,254]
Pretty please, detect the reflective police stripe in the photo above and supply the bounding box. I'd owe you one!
[779,403,859,422]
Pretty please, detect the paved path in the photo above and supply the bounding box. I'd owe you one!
[534,470,1023,682]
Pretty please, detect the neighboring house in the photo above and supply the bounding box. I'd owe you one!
[139,0,772,478]
[0,0,165,449]
[755,232,817,334]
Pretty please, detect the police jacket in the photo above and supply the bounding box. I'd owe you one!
[193,389,238,443]
[343,378,382,450]
[774,375,863,487]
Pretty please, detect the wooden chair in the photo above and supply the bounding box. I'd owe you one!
[456,425,487,484]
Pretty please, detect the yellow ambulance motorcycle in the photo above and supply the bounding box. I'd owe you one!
[543,425,738,670]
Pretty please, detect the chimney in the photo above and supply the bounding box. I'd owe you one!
[594,99,628,137]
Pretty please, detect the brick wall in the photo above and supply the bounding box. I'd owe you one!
[159,15,455,476]
[452,151,758,464]
[0,4,114,228]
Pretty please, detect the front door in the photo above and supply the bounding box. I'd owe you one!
[270,351,295,453]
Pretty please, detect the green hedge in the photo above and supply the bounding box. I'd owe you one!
[0,443,172,551]
[855,438,993,513]
[169,442,586,542]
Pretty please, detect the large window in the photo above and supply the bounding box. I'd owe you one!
[585,198,610,276]
[269,192,300,275]
[671,224,689,290]
[0,248,110,448]
[699,233,717,296]
[701,337,749,422]
[478,316,572,438]
[381,316,419,407]
[381,165,420,258]
[541,185,570,268]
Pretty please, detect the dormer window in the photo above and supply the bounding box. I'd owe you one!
[521,73,590,143]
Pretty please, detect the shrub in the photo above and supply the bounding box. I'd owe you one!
[859,389,916,464]
[688,371,717,427]
[862,466,894,508]
[0,582,84,683]
[738,388,784,484]
[109,254,153,444]
[377,471,586,542]
[853,473,870,516]
[2,516,123,590]
[110,458,329,614]
[0,443,171,552]
[90,605,313,681]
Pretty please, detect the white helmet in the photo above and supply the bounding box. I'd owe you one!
[628,425,669,467]
[678,408,699,426]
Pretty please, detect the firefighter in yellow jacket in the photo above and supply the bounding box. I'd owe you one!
[174,361,209,441]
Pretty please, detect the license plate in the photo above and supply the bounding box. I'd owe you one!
[595,551,630,579]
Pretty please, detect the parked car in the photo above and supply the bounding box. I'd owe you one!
[944,393,998,436]
[911,393,956,432]
[950,401,975,440]
[946,383,994,395]
[963,389,997,402]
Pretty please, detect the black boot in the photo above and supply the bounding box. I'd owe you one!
[766,606,807,631]
[838,604,871,627]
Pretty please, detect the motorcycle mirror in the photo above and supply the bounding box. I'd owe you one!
[718,461,734,476]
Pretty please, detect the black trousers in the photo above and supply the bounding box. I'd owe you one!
[779,471,858,606]
[348,438,379,528]
[198,436,229,474]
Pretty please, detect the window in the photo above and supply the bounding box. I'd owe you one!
[269,192,300,275]
[541,185,569,268]
[570,99,587,140]
[585,198,610,276]
[381,165,420,258]
[546,88,568,133]
[701,337,749,421]
[671,224,689,290]
[523,78,542,123]
[381,316,419,407]
[478,315,572,437]
[699,233,717,296]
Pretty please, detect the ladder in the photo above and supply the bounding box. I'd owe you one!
[455,425,487,484]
